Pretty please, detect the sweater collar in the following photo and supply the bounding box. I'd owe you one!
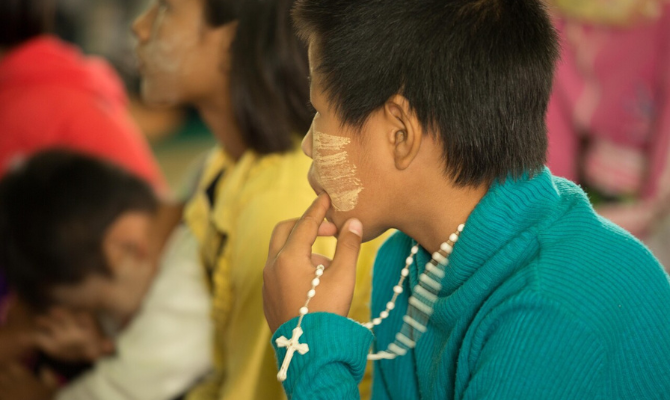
[411,167,560,297]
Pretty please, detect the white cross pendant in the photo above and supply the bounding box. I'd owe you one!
[275,326,310,382]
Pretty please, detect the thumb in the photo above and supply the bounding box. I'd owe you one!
[330,219,363,278]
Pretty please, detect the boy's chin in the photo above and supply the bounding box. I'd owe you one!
[329,212,380,243]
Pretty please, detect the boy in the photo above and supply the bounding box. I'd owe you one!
[0,150,212,400]
[263,0,670,399]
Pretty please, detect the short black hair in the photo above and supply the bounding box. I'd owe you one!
[0,150,158,310]
[0,0,54,48]
[293,0,559,186]
[206,0,311,154]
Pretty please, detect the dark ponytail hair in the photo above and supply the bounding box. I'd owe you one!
[205,0,311,154]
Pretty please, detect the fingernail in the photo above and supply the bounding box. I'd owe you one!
[348,219,362,237]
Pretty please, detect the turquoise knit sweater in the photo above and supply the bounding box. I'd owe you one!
[272,169,670,399]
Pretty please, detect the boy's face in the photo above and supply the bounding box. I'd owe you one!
[48,212,157,328]
[302,46,398,242]
[132,0,237,107]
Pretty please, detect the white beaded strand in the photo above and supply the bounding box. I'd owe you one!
[275,264,325,382]
[362,245,419,330]
[275,223,466,381]
[298,264,323,323]
[367,223,464,361]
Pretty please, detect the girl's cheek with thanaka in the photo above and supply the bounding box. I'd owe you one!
[141,6,199,105]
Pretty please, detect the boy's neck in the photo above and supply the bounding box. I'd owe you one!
[394,179,489,254]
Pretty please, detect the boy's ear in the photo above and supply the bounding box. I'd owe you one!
[385,94,423,170]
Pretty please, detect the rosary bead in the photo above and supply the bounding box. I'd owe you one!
[458,224,465,232]
[373,318,382,325]
[449,233,459,243]
[307,289,316,298]
[315,269,324,277]
[380,311,389,319]
[312,278,320,287]
[432,252,447,264]
[406,257,414,265]
[440,242,453,254]
[393,285,403,294]
[300,307,309,315]
[401,268,409,277]
[387,302,395,310]
[411,246,419,255]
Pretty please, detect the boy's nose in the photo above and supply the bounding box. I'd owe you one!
[132,5,155,44]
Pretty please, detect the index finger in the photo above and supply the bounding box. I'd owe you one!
[268,218,299,260]
[282,194,331,258]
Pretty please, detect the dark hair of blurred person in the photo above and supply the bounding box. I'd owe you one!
[0,149,157,312]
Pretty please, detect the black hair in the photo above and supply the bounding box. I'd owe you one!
[0,0,54,49]
[0,150,158,310]
[293,0,559,186]
[205,0,311,154]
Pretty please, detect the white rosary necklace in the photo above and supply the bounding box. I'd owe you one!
[276,224,465,382]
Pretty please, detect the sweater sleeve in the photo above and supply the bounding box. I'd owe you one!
[461,297,606,400]
[272,313,373,400]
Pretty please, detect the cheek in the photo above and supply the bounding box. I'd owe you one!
[313,131,364,212]
[140,12,201,105]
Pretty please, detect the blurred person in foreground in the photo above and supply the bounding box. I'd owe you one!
[0,0,172,363]
[545,0,670,268]
[0,150,212,400]
[132,0,387,399]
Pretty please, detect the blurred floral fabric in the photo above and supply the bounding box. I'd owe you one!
[551,0,669,26]
[546,2,670,269]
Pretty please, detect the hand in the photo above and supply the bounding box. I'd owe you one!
[263,194,363,333]
[0,364,58,400]
[0,297,38,363]
[34,308,114,363]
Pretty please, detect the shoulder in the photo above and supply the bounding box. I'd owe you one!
[244,146,313,192]
[236,147,316,214]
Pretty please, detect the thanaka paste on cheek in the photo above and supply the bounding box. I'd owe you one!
[141,7,199,105]
[311,123,363,212]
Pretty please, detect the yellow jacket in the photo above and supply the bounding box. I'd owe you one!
[185,146,384,400]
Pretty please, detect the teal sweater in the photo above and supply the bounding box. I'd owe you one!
[272,169,670,399]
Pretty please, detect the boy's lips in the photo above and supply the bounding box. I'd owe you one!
[307,171,322,196]
[134,48,146,73]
